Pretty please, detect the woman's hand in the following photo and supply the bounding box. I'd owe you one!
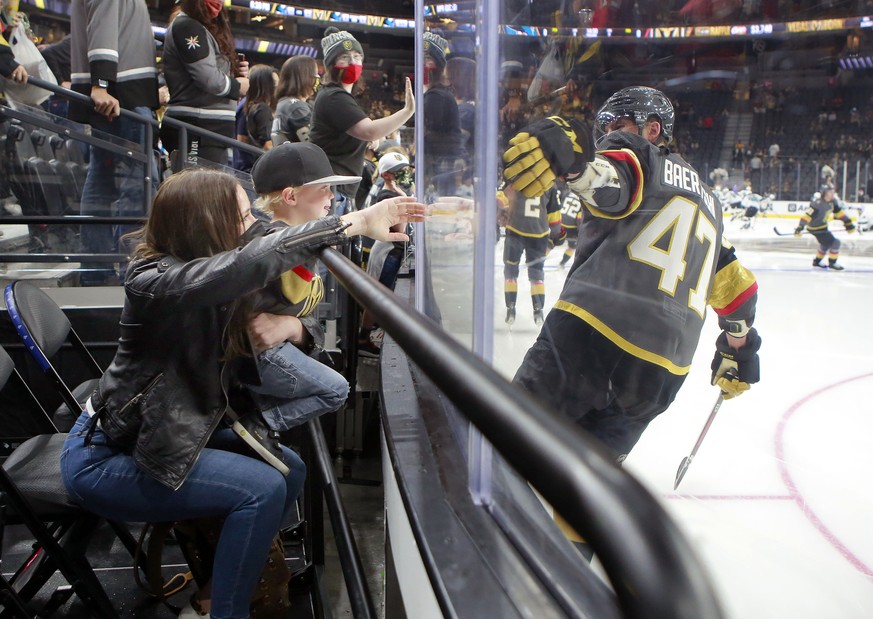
[237,60,249,78]
[236,76,249,97]
[403,77,415,114]
[341,195,426,242]
[248,313,304,354]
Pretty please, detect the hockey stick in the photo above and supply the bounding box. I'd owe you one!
[774,225,863,237]
[673,388,728,490]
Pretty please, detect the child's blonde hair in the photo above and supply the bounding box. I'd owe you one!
[253,188,300,216]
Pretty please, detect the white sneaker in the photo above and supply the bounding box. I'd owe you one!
[229,411,291,476]
[178,597,208,618]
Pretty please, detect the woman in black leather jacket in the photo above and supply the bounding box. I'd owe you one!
[60,168,423,619]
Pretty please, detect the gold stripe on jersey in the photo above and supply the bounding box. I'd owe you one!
[709,259,757,314]
[553,300,690,375]
[582,148,645,220]
[279,266,324,317]
[506,226,549,238]
[547,211,561,225]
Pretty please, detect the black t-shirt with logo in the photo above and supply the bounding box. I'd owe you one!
[310,83,369,198]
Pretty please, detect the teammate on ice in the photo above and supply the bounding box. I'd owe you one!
[502,86,762,464]
[794,184,856,270]
[500,183,565,326]
[558,183,583,268]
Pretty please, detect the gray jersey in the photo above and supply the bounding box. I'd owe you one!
[560,131,756,374]
[506,187,559,238]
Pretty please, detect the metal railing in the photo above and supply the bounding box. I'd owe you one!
[0,77,265,264]
[322,246,725,619]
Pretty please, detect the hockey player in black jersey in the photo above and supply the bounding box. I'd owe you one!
[503,86,761,463]
[794,184,856,270]
[557,183,584,268]
[501,184,566,325]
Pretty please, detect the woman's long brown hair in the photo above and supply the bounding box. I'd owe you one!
[171,0,238,74]
[131,169,242,262]
[129,168,254,360]
[276,55,318,100]
[244,64,277,115]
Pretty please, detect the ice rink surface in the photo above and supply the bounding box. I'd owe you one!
[491,217,873,618]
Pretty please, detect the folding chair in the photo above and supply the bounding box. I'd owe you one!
[4,281,104,432]
[0,344,120,618]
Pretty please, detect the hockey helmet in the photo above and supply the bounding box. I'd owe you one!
[595,86,675,143]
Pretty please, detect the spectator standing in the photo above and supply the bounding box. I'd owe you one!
[422,31,466,196]
[272,55,318,146]
[358,151,414,356]
[748,149,763,191]
[69,0,159,285]
[309,26,414,215]
[38,35,71,116]
[446,56,476,154]
[232,64,276,173]
[0,10,27,83]
[354,140,379,212]
[161,0,249,170]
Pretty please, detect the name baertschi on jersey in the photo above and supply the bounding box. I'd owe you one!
[662,159,715,216]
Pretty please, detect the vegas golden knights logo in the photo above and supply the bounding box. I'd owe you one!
[343,40,353,50]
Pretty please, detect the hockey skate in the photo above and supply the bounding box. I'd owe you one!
[533,309,544,326]
[812,258,828,269]
[828,260,845,271]
[505,305,516,325]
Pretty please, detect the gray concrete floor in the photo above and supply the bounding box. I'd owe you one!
[325,453,386,618]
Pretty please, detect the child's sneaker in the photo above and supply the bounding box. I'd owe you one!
[229,411,290,476]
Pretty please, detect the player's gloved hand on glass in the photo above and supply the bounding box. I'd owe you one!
[846,222,856,233]
[503,116,594,198]
[711,328,761,399]
[793,226,803,237]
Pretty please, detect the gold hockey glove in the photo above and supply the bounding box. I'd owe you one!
[503,116,594,198]
[711,328,761,399]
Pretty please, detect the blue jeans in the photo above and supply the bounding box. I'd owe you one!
[79,106,158,284]
[246,343,349,432]
[61,412,306,619]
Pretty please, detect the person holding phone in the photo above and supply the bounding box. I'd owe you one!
[161,0,249,169]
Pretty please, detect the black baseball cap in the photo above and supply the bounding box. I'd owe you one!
[251,142,361,194]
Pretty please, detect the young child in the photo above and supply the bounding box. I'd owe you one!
[239,142,362,431]
[357,151,413,356]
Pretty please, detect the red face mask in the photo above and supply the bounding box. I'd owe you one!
[340,63,363,85]
[204,0,223,18]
